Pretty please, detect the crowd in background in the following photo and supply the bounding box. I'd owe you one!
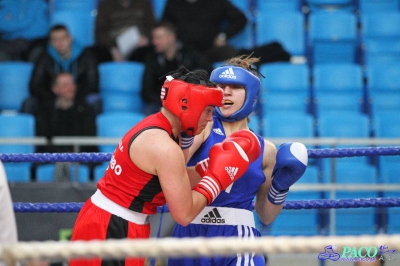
[0,0,290,176]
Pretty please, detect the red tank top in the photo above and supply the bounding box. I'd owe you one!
[97,112,176,214]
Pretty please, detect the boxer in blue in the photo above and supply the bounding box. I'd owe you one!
[169,55,309,266]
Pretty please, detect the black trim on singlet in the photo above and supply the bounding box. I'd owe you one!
[102,214,128,266]
[129,175,162,212]
[127,125,178,212]
[128,126,166,154]
[128,125,179,150]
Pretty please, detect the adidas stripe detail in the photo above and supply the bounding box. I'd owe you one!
[199,158,209,172]
[268,185,289,205]
[199,176,220,201]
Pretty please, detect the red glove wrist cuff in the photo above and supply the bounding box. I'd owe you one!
[193,176,221,205]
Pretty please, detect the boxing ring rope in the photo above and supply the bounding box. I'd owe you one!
[1,145,400,265]
[1,146,400,163]
[4,145,400,212]
[1,235,400,265]
[11,197,400,213]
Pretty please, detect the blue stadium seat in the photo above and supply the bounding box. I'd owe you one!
[99,62,145,93]
[308,11,359,64]
[298,165,320,184]
[257,0,303,12]
[257,165,322,236]
[305,0,355,12]
[317,111,370,138]
[373,113,400,138]
[366,63,400,115]
[1,165,31,183]
[317,111,371,182]
[358,0,400,13]
[361,12,400,65]
[386,206,400,234]
[50,0,96,13]
[379,157,400,234]
[312,63,364,116]
[362,39,400,66]
[50,10,95,47]
[151,0,167,21]
[369,93,400,118]
[36,164,90,183]
[248,113,261,135]
[259,63,310,114]
[99,62,145,113]
[336,161,378,184]
[269,190,321,236]
[262,111,315,138]
[256,11,305,57]
[101,93,144,113]
[0,113,36,182]
[259,63,309,92]
[333,162,378,235]
[228,0,254,50]
[0,62,33,111]
[361,12,400,42]
[96,111,145,152]
[380,156,400,185]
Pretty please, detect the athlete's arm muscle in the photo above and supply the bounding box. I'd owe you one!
[254,139,283,225]
[130,128,207,226]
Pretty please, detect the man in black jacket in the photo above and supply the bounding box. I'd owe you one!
[25,24,100,114]
[140,21,212,115]
[35,72,98,154]
[162,0,247,63]
[162,0,291,65]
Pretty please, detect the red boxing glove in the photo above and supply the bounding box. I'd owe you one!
[225,129,261,162]
[195,129,261,176]
[193,140,250,205]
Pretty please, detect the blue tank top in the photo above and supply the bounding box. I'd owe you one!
[188,116,266,211]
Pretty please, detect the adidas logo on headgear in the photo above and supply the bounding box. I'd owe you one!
[225,166,238,180]
[219,67,236,79]
[201,208,225,224]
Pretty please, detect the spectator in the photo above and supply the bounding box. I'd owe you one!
[25,24,100,114]
[34,72,98,182]
[139,21,212,115]
[35,72,98,154]
[162,0,245,63]
[162,0,291,65]
[0,0,49,62]
[94,0,156,62]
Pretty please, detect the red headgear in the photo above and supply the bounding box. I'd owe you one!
[161,76,223,136]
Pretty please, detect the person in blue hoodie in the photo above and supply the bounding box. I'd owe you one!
[28,24,99,111]
[0,0,49,62]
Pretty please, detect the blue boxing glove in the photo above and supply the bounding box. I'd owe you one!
[268,142,308,205]
[181,132,194,149]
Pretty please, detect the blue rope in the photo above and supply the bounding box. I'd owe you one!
[1,146,400,163]
[13,197,400,213]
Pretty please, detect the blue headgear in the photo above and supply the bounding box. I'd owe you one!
[210,66,260,122]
